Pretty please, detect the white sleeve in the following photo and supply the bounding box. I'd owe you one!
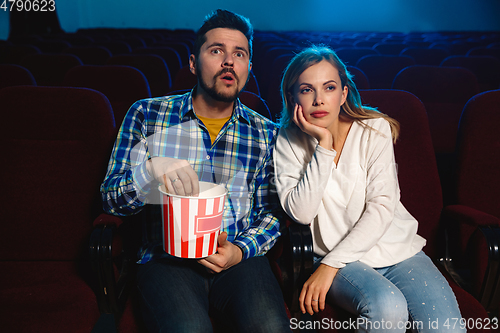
[273,126,336,224]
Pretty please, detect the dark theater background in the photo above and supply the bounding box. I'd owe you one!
[1,1,499,333]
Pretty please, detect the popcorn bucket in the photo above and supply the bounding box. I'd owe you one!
[159,181,227,258]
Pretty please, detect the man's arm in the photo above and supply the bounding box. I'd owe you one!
[198,140,282,273]
[101,100,153,216]
[232,146,282,260]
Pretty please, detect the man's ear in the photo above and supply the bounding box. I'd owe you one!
[249,61,252,72]
[189,54,197,75]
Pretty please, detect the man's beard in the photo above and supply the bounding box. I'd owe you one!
[197,67,248,103]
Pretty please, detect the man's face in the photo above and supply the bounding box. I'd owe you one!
[190,28,252,102]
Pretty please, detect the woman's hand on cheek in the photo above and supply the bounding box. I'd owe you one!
[293,104,333,150]
[299,264,338,315]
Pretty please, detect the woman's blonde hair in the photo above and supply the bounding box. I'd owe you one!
[279,45,400,143]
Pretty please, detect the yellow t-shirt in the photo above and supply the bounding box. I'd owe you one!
[197,114,231,144]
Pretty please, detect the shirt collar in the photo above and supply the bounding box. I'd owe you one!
[179,87,251,125]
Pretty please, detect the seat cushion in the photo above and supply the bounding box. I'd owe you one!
[0,261,100,333]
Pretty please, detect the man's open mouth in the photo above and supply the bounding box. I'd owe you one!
[218,69,237,84]
[221,73,235,82]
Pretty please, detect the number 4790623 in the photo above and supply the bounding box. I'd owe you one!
[1,0,56,12]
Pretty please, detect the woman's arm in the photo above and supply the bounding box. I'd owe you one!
[274,125,336,224]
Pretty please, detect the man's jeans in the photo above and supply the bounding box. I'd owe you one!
[137,255,291,333]
[323,251,466,332]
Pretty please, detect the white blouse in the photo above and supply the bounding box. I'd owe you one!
[274,118,426,269]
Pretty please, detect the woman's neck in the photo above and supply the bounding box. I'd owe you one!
[328,116,353,162]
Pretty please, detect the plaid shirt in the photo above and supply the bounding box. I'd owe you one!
[101,89,282,263]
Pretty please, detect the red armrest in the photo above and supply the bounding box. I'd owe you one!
[93,213,124,228]
[442,205,500,256]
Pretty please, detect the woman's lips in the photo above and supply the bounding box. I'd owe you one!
[310,111,328,118]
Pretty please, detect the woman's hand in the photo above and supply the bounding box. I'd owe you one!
[293,104,333,150]
[299,264,338,315]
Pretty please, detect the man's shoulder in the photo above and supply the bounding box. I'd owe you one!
[130,93,189,116]
[240,103,278,132]
[138,93,187,106]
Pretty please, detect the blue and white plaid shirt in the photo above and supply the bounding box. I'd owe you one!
[101,89,282,263]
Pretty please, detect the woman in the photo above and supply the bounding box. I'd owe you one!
[274,46,464,332]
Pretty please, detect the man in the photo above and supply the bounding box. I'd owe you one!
[101,9,291,333]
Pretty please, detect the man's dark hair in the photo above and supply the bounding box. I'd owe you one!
[193,9,253,60]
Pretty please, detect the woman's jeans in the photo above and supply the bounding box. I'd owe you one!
[137,255,291,333]
[322,251,466,332]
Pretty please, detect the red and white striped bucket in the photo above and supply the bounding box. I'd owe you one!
[159,181,227,258]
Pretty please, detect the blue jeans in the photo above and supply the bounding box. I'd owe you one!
[320,251,465,333]
[137,255,291,333]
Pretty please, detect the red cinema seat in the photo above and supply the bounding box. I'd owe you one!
[64,65,151,127]
[392,65,480,204]
[20,53,83,86]
[442,90,500,315]
[0,86,117,333]
[0,64,36,88]
[108,54,172,97]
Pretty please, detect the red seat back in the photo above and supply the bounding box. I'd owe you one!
[346,66,370,90]
[441,55,500,92]
[64,65,151,126]
[133,46,182,79]
[0,86,116,261]
[238,91,272,120]
[400,47,450,66]
[0,44,41,64]
[454,89,500,218]
[356,55,415,89]
[373,42,408,55]
[359,89,442,257]
[64,46,112,65]
[108,54,172,97]
[20,53,83,86]
[392,65,480,154]
[0,64,37,88]
[335,47,379,66]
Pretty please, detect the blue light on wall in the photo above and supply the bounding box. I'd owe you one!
[1,0,499,40]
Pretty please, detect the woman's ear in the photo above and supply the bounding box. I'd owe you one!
[341,86,348,105]
[287,91,295,105]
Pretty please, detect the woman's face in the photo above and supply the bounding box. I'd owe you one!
[291,60,348,129]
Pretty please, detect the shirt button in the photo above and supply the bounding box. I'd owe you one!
[206,155,210,160]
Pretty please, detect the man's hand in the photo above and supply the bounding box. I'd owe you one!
[198,232,243,273]
[146,156,199,196]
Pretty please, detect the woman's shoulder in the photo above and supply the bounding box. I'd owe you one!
[359,116,389,128]
[358,117,392,139]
